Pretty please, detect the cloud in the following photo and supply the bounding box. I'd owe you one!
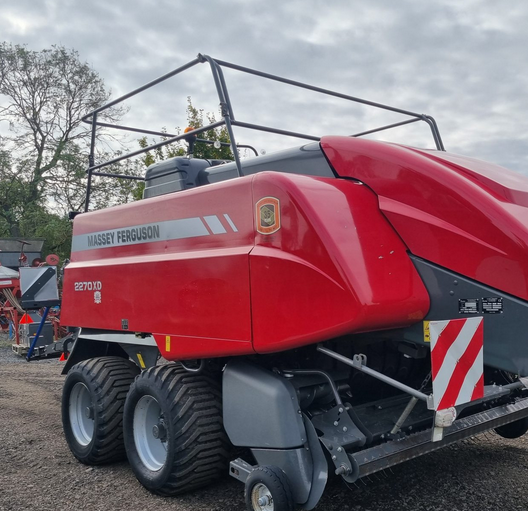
[1,0,528,173]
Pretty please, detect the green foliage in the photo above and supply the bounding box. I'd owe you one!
[138,133,185,167]
[0,43,121,203]
[0,44,236,264]
[0,42,134,260]
[18,205,73,262]
[138,97,233,166]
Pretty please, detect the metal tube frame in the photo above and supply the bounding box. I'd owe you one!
[81,53,446,210]
[317,345,435,409]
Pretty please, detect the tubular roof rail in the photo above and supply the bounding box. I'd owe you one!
[82,53,445,211]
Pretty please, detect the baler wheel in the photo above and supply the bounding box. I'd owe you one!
[62,356,140,465]
[123,364,230,496]
[494,417,528,439]
[245,465,295,511]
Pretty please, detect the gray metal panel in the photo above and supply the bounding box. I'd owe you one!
[143,157,217,197]
[0,253,42,268]
[406,256,528,375]
[78,329,158,346]
[19,267,59,307]
[0,238,44,251]
[302,414,328,510]
[251,448,312,505]
[0,238,44,269]
[202,142,335,185]
[143,177,185,198]
[27,323,53,347]
[222,359,307,448]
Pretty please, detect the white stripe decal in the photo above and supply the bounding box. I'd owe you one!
[430,317,484,410]
[455,346,484,406]
[72,217,210,252]
[224,214,238,232]
[431,317,481,410]
[204,215,227,234]
[72,213,239,252]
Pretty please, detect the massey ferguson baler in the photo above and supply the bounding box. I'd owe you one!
[56,55,528,511]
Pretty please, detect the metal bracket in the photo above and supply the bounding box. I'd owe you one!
[229,458,254,484]
[310,404,364,482]
[120,344,160,370]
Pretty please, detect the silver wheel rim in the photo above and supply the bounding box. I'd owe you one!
[251,483,274,511]
[133,395,168,471]
[69,382,95,446]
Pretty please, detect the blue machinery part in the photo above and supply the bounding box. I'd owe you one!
[26,307,50,361]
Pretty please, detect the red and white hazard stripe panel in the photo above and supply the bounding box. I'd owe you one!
[429,317,484,411]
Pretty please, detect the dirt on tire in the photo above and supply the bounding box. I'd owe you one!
[2,338,528,511]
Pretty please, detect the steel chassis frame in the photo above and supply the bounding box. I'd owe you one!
[81,53,445,211]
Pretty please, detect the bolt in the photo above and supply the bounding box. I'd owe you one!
[337,447,343,453]
[343,426,348,432]
[332,455,337,461]
[335,465,350,476]
[334,421,339,426]
[152,423,167,441]
[338,407,344,413]
[258,496,271,506]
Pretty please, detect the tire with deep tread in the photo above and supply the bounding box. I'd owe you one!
[123,364,231,496]
[245,465,295,511]
[62,356,140,465]
[495,417,528,439]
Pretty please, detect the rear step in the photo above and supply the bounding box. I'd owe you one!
[349,395,528,480]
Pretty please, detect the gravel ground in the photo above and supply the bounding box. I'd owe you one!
[1,334,528,511]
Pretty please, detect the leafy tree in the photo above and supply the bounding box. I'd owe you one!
[138,97,233,166]
[0,43,127,240]
[0,43,144,261]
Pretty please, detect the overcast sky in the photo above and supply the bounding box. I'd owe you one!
[2,0,528,174]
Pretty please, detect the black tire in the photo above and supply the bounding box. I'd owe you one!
[123,364,230,496]
[245,465,295,511]
[495,417,528,439]
[62,356,140,465]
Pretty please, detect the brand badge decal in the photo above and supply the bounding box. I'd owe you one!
[256,197,281,234]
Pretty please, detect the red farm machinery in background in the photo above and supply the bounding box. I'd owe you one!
[0,239,65,355]
[28,54,528,511]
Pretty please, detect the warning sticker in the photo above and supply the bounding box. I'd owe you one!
[459,299,479,314]
[482,297,503,314]
[423,321,430,343]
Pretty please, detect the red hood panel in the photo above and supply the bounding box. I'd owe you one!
[409,148,528,207]
[321,136,528,300]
